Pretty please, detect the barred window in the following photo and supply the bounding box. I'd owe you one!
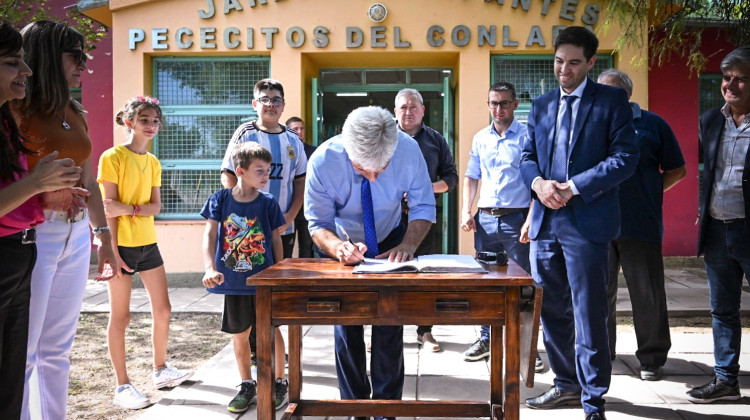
[491,54,614,123]
[152,57,269,219]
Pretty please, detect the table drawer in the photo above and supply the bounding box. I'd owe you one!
[397,291,505,324]
[272,291,379,320]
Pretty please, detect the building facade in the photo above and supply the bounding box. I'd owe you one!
[74,0,721,273]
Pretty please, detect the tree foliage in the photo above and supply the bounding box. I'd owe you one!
[0,0,107,51]
[599,0,750,74]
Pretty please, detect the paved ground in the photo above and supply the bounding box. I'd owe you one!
[78,265,750,419]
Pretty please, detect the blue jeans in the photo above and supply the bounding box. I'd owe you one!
[703,217,750,383]
[475,211,530,341]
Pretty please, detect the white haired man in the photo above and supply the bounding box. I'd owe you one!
[304,106,436,420]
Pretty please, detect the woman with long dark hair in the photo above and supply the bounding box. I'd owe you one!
[11,20,120,419]
[0,20,87,419]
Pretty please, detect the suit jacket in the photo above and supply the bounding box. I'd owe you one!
[697,106,750,255]
[520,78,639,244]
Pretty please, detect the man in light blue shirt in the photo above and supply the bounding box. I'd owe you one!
[460,81,533,363]
[305,106,435,420]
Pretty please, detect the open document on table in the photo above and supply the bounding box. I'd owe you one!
[352,254,488,273]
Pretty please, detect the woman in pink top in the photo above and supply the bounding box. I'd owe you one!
[0,20,88,419]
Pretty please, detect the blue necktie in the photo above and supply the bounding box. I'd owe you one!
[361,178,379,258]
[551,95,577,182]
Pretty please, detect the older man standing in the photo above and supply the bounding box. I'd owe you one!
[597,69,686,381]
[691,45,750,404]
[394,88,458,352]
[305,106,436,420]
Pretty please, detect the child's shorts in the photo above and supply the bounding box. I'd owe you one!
[222,294,256,334]
[117,244,164,274]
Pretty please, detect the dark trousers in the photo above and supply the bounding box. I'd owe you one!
[0,233,36,420]
[607,239,671,366]
[530,208,611,414]
[294,211,315,258]
[407,217,439,336]
[325,223,406,413]
[249,233,296,352]
[703,217,750,382]
[475,210,531,341]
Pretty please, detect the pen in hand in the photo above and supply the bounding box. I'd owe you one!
[339,226,355,246]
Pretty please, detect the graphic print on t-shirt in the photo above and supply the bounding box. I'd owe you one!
[221,213,266,272]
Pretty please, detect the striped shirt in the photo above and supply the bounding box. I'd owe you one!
[221,121,307,234]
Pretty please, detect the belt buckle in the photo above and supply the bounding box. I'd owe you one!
[68,209,85,223]
[22,228,36,244]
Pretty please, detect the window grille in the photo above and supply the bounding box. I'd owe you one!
[153,57,269,218]
[491,54,614,123]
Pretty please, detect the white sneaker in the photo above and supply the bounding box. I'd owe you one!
[113,383,151,410]
[153,363,194,389]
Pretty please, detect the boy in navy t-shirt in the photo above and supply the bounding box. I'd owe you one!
[201,142,288,413]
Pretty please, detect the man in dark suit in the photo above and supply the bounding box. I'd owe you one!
[520,26,639,420]
[690,45,750,404]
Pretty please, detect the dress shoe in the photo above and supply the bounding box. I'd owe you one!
[525,385,581,409]
[586,412,606,420]
[417,332,441,352]
[348,417,368,420]
[640,365,663,381]
[534,354,544,373]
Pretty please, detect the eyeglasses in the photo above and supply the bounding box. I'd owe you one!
[63,48,87,67]
[256,96,285,107]
[487,100,513,109]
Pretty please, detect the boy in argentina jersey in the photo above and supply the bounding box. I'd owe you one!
[220,78,307,259]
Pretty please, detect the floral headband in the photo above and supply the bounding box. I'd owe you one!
[136,95,160,105]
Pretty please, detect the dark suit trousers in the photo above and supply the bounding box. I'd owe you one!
[530,207,612,414]
[329,224,406,407]
[607,239,671,366]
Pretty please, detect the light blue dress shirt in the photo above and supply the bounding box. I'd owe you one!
[305,132,436,244]
[465,118,531,209]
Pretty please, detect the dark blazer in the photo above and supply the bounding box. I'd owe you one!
[697,106,750,255]
[520,78,639,244]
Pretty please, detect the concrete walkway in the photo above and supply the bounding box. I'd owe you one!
[78,264,750,419]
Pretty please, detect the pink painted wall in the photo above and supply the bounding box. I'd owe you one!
[648,28,736,256]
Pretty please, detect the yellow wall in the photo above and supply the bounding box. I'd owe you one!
[104,0,646,272]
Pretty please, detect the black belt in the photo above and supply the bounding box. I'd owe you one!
[2,228,36,244]
[720,218,745,224]
[479,207,527,217]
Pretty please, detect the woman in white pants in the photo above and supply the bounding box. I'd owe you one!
[12,21,119,420]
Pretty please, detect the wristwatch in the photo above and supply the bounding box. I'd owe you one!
[92,226,111,236]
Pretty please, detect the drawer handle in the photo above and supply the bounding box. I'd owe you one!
[306,299,341,313]
[435,299,469,312]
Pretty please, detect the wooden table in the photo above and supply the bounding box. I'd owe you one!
[250,258,542,420]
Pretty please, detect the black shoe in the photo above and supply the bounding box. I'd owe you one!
[687,376,741,403]
[348,417,369,420]
[525,386,582,409]
[640,365,663,381]
[535,354,544,373]
[586,412,606,420]
[463,338,490,361]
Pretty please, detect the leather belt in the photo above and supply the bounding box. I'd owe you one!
[479,207,527,217]
[720,218,745,224]
[44,209,87,223]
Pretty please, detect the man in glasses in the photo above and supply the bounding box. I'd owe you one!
[460,81,537,367]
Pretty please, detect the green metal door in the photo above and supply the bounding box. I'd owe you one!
[442,76,456,253]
